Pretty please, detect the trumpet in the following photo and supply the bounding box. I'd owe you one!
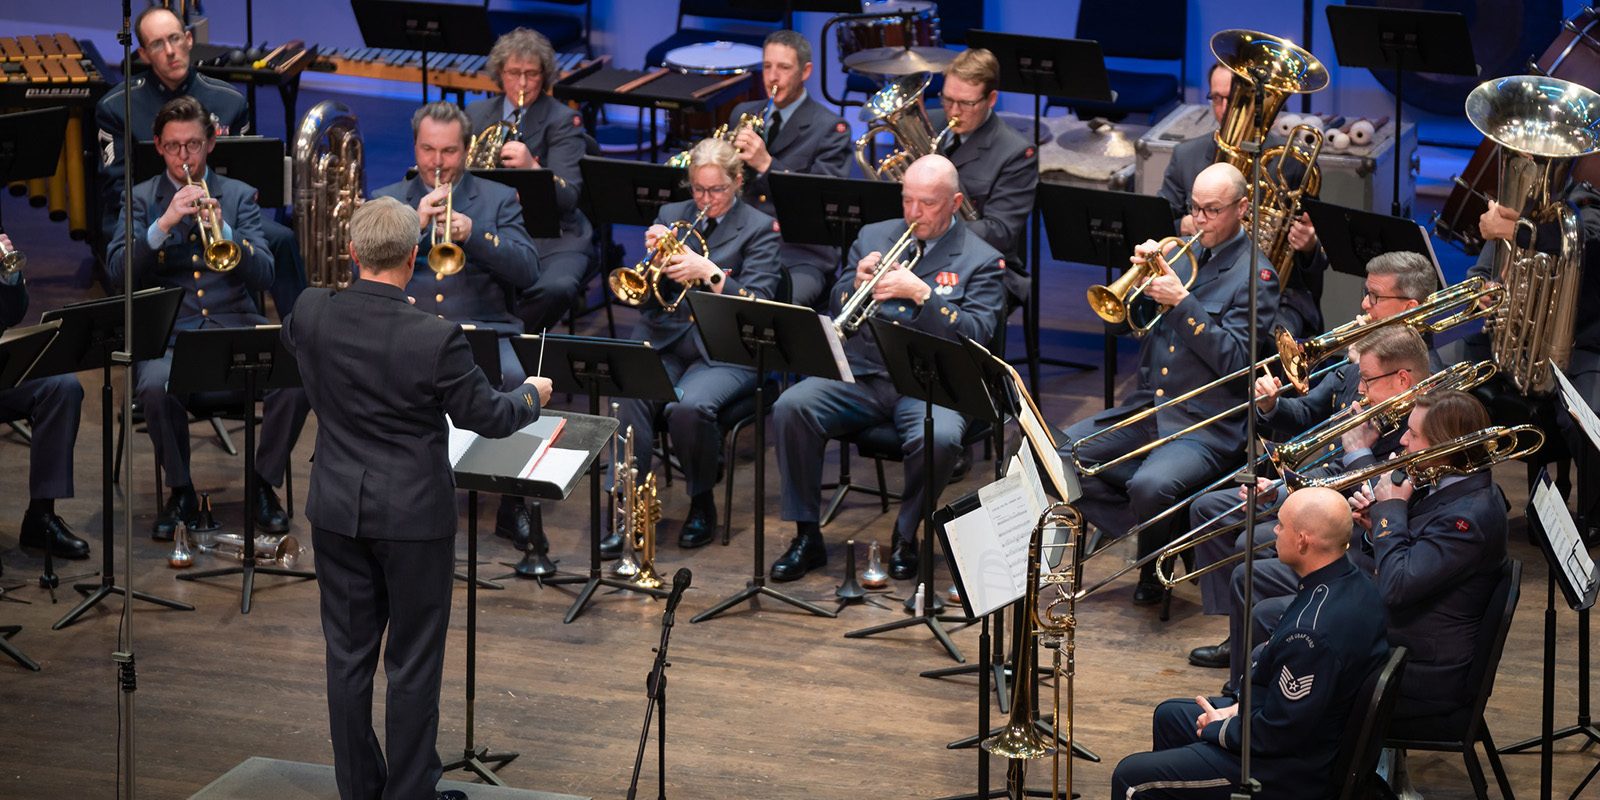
[0,234,25,276]
[1087,232,1201,331]
[611,424,664,589]
[612,410,640,579]
[833,222,922,337]
[467,88,524,169]
[427,167,466,277]
[181,164,241,272]
[609,205,711,312]
[199,532,305,568]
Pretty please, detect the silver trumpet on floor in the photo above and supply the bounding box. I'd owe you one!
[200,532,305,568]
[610,423,663,589]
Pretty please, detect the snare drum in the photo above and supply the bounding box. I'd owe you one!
[836,0,941,64]
[663,41,762,76]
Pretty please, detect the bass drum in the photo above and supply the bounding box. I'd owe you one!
[835,0,941,66]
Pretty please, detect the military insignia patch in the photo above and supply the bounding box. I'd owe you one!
[772,220,781,233]
[836,122,848,134]
[1455,519,1470,532]
[1260,269,1274,281]
[1024,146,1035,159]
[1279,666,1313,700]
[572,115,582,127]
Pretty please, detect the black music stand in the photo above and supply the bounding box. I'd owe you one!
[1302,199,1441,283]
[351,0,494,105]
[579,157,690,277]
[472,169,559,239]
[1325,5,1477,218]
[1038,184,1174,409]
[132,137,288,208]
[443,409,616,784]
[682,292,844,623]
[767,172,903,259]
[508,334,678,622]
[0,321,62,671]
[168,326,314,615]
[0,107,69,235]
[39,289,191,631]
[845,321,1002,662]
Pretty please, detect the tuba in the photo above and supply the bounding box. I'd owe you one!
[854,73,980,221]
[1466,75,1600,394]
[1211,30,1329,283]
[293,101,365,289]
[467,89,524,169]
[608,205,711,312]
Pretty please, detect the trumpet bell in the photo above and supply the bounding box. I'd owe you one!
[429,241,465,277]
[608,267,651,306]
[207,240,241,272]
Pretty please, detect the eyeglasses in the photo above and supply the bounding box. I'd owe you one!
[1206,92,1230,105]
[939,94,986,111]
[1188,201,1236,220]
[1357,368,1404,388]
[502,68,543,83]
[145,33,186,54]
[691,184,732,197]
[159,139,207,156]
[1363,288,1411,303]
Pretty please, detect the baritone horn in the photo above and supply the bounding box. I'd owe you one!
[293,100,366,289]
[1087,232,1200,331]
[181,163,241,272]
[427,168,466,277]
[608,205,710,312]
[854,73,979,220]
[833,221,922,337]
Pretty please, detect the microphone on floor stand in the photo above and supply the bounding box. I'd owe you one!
[629,567,691,800]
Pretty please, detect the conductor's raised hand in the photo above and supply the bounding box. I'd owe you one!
[524,376,554,406]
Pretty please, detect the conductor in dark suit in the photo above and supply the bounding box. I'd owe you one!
[727,29,852,310]
[463,27,596,336]
[770,154,1007,582]
[284,195,553,800]
[1060,162,1280,606]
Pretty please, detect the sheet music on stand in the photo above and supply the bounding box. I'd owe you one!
[447,415,569,482]
[940,439,1063,619]
[966,337,1078,502]
[1553,367,1600,455]
[1532,470,1599,611]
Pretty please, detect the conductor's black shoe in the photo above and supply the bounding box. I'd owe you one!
[950,448,972,482]
[599,532,624,560]
[20,510,90,560]
[678,502,717,549]
[770,528,826,582]
[153,487,199,541]
[1189,638,1231,669]
[889,536,918,580]
[436,791,468,800]
[495,501,534,551]
[1132,580,1165,606]
[253,480,290,534]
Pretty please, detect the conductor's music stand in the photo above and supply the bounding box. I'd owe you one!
[472,169,559,239]
[37,289,191,631]
[846,321,1002,662]
[682,292,845,623]
[1037,183,1174,409]
[351,0,494,105]
[0,321,62,671]
[168,325,315,614]
[1325,5,1477,218]
[767,172,904,258]
[508,334,677,623]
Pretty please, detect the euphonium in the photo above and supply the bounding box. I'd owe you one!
[854,73,980,220]
[833,221,922,337]
[1466,74,1600,394]
[608,205,710,312]
[293,100,365,289]
[1087,232,1201,331]
[0,235,25,276]
[468,88,524,169]
[428,167,466,277]
[181,163,242,272]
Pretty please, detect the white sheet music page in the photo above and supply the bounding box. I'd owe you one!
[1533,472,1595,602]
[445,415,474,468]
[1554,368,1600,454]
[817,313,856,384]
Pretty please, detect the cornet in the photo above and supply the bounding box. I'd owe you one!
[199,532,305,568]
[181,164,241,272]
[427,167,466,277]
[834,222,922,337]
[0,234,25,276]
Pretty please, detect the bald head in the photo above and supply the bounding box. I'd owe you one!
[1277,487,1353,575]
[902,154,962,241]
[1194,162,1247,202]
[1190,163,1248,249]
[905,154,960,197]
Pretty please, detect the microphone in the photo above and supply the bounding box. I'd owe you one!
[664,568,692,620]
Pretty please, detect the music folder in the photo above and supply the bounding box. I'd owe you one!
[448,415,566,481]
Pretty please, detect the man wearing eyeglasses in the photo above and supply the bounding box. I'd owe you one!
[95,6,307,323]
[612,138,782,551]
[1060,162,1279,607]
[926,48,1037,303]
[106,96,308,541]
[724,30,852,311]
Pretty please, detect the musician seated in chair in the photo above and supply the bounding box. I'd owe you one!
[106,96,309,540]
[1112,487,1389,800]
[769,154,1006,582]
[1060,162,1279,607]
[1221,390,1507,724]
[727,29,851,311]
[96,6,307,318]
[0,233,90,564]
[465,27,596,340]
[372,100,542,546]
[611,137,782,551]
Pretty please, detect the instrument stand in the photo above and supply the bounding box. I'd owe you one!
[350,0,494,106]
[441,490,517,785]
[835,540,893,612]
[966,32,1114,402]
[507,336,677,622]
[682,292,844,623]
[1324,6,1477,218]
[32,290,191,631]
[626,570,691,800]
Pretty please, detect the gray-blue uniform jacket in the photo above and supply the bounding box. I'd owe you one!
[729,93,852,276]
[106,167,273,328]
[928,108,1037,276]
[1364,470,1508,719]
[633,198,783,352]
[372,171,540,335]
[833,217,1007,378]
[463,92,592,256]
[96,69,250,239]
[1203,556,1389,793]
[1260,361,1405,480]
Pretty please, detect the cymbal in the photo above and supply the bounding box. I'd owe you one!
[842,46,957,77]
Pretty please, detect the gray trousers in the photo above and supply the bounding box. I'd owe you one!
[773,372,967,540]
[1189,486,1280,615]
[0,374,83,499]
[515,246,595,337]
[615,333,756,498]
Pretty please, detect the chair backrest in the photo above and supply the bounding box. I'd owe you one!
[1334,646,1409,800]
[1074,0,1185,61]
[679,0,783,26]
[1461,560,1522,732]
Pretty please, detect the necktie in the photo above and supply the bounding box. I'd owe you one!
[766,110,782,144]
[944,133,962,156]
[510,107,522,127]
[702,216,719,240]
[1196,248,1212,269]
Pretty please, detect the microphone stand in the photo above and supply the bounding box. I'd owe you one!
[628,568,691,800]
[114,1,140,798]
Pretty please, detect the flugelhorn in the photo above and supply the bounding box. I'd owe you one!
[1087,232,1200,331]
[854,73,979,220]
[468,88,524,169]
[665,83,774,169]
[609,205,711,312]
[427,168,466,277]
[0,234,24,276]
[181,163,242,272]
[834,222,922,337]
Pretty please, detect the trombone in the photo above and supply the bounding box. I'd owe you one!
[1087,232,1201,331]
[608,204,711,312]
[181,164,241,272]
[833,222,922,337]
[427,167,466,277]
[1283,424,1545,492]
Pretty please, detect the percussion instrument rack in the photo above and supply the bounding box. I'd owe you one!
[552,63,753,162]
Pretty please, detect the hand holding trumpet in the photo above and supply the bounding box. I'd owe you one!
[159,183,218,233]
[1132,239,1189,307]
[418,181,473,243]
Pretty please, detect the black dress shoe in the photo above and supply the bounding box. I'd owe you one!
[495,501,534,551]
[20,510,90,560]
[599,532,624,560]
[153,487,199,541]
[1132,579,1165,606]
[436,791,468,800]
[1189,638,1231,669]
[253,481,290,534]
[888,536,918,580]
[770,528,826,582]
[950,448,972,482]
[678,503,717,549]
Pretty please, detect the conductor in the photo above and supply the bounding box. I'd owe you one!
[282,196,553,800]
